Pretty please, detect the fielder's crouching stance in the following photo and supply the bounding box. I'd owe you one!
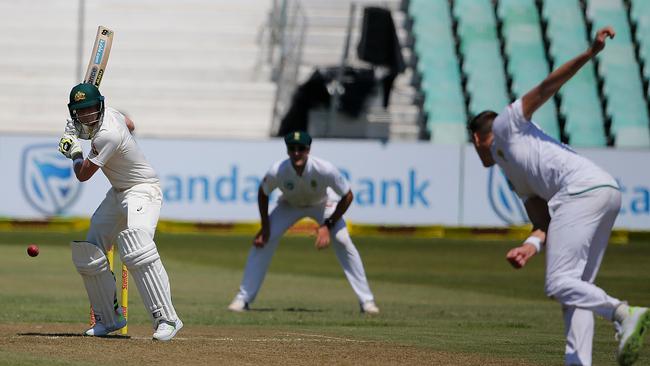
[228,131,379,314]
[469,27,648,366]
[59,83,182,341]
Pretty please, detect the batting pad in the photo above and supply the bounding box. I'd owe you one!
[71,241,121,327]
[117,228,178,326]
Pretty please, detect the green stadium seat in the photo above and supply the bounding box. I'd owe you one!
[630,0,650,80]
[542,0,607,146]
[585,0,649,147]
[454,0,510,116]
[497,0,560,139]
[614,126,650,148]
[410,0,468,143]
[429,123,469,145]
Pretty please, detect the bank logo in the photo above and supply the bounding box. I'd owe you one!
[487,167,527,225]
[21,144,81,216]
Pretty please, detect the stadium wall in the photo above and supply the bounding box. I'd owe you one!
[2,135,649,231]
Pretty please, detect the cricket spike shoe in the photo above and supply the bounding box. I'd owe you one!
[361,300,380,314]
[227,296,249,312]
[85,313,127,337]
[153,319,183,341]
[616,306,650,366]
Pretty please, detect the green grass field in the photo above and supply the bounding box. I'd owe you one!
[0,231,649,365]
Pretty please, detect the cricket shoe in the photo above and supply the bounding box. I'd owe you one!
[228,296,250,312]
[153,319,183,341]
[616,306,650,366]
[85,314,127,337]
[361,300,380,314]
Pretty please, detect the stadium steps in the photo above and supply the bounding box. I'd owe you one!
[584,0,650,147]
[298,0,421,141]
[496,0,561,140]
[540,0,607,146]
[0,0,276,139]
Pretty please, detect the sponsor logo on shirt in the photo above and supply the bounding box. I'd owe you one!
[310,179,317,189]
[284,181,295,190]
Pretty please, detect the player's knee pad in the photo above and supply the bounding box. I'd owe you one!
[71,241,110,276]
[117,228,178,325]
[70,241,121,327]
[117,228,160,268]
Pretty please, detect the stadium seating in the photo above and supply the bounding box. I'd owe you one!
[497,0,560,140]
[542,0,607,146]
[0,0,276,139]
[586,0,650,147]
[630,0,650,82]
[410,0,468,143]
[299,0,423,140]
[453,0,510,117]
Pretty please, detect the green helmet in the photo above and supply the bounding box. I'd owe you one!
[68,83,104,111]
[68,83,105,140]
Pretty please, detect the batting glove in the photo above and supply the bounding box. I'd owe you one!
[64,118,79,137]
[59,135,82,159]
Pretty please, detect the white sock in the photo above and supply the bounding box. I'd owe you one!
[614,303,630,323]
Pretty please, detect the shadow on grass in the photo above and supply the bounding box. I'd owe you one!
[17,332,130,339]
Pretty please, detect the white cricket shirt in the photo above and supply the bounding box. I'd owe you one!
[261,155,351,207]
[88,107,159,190]
[491,99,618,201]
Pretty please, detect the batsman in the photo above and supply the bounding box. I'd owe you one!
[58,83,183,341]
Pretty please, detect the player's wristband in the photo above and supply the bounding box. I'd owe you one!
[323,217,336,229]
[524,236,543,253]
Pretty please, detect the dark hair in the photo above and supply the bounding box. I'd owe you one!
[468,110,498,134]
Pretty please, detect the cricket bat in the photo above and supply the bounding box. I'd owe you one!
[83,26,114,87]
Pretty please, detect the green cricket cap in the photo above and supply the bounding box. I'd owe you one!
[284,131,312,146]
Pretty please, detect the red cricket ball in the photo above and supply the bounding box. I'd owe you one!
[27,244,39,257]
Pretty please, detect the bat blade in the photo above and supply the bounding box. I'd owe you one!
[83,26,114,87]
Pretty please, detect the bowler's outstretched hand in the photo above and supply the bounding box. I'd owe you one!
[590,26,615,56]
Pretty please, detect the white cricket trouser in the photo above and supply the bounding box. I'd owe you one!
[85,183,178,325]
[236,201,375,305]
[544,187,622,366]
